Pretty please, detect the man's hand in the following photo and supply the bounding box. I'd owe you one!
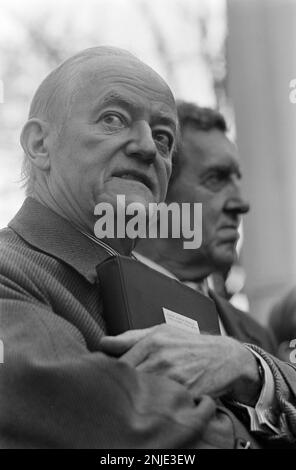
[100,324,262,406]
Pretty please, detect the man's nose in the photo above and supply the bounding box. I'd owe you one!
[225,197,250,215]
[224,182,250,215]
[125,121,157,163]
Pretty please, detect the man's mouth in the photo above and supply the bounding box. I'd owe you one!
[112,170,153,191]
[218,225,239,241]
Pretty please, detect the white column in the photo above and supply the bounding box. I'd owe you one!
[227,0,296,324]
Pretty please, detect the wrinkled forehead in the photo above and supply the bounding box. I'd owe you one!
[71,55,176,116]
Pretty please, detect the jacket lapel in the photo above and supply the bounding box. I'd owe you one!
[209,290,269,347]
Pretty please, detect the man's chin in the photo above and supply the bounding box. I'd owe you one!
[95,190,156,208]
[213,246,237,271]
[124,192,156,208]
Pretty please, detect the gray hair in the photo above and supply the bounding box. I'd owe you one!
[168,101,228,190]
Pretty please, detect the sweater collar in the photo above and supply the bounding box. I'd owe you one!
[8,197,113,284]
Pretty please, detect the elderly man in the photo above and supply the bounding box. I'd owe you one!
[0,47,263,449]
[105,102,296,446]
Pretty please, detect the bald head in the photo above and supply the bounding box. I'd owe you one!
[22,46,175,194]
[28,46,171,125]
[29,47,137,126]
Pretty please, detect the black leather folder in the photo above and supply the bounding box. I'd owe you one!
[96,255,220,335]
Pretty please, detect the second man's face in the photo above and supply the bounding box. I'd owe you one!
[49,56,177,228]
[173,127,249,270]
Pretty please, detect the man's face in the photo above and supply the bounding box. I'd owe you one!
[171,126,249,271]
[48,56,177,228]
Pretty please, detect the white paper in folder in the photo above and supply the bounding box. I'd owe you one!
[162,307,200,333]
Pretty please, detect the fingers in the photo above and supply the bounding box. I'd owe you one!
[119,342,150,367]
[99,326,159,357]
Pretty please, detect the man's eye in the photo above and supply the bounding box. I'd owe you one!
[100,113,126,129]
[207,175,220,184]
[153,131,172,153]
[203,173,226,191]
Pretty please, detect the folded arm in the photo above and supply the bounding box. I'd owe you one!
[0,295,219,449]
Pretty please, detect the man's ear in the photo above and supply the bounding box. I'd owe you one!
[20,119,51,171]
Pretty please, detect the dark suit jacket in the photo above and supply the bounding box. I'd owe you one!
[0,198,295,448]
[209,290,277,352]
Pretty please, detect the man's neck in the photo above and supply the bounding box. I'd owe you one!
[136,237,212,282]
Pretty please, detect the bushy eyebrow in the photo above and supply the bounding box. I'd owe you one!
[151,115,177,134]
[93,90,177,133]
[202,162,242,179]
[98,91,135,111]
